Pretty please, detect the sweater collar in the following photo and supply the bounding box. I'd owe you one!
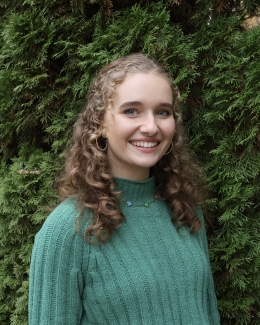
[114,176,158,206]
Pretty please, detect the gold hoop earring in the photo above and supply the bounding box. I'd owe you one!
[164,142,173,155]
[96,137,107,151]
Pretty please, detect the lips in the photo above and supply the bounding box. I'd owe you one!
[130,141,159,148]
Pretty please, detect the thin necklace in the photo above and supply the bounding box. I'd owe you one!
[120,194,160,208]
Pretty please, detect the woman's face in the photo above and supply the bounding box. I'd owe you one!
[103,72,175,180]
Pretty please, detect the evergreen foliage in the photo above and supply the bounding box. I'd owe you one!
[0,0,260,324]
[0,145,58,324]
[189,18,260,323]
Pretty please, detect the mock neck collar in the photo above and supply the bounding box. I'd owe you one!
[114,176,158,205]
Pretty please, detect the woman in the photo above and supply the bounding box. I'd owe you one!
[29,53,220,324]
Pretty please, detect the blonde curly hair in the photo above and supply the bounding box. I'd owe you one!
[58,53,206,243]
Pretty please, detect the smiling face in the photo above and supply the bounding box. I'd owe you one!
[103,72,175,180]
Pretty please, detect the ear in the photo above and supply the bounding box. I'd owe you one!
[100,127,107,138]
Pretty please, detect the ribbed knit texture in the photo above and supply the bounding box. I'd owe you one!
[29,176,220,325]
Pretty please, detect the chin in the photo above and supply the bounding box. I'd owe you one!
[136,161,160,168]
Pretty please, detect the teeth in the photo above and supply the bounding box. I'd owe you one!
[131,141,158,148]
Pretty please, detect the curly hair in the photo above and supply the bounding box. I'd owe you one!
[57,53,206,243]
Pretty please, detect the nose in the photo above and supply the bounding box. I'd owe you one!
[139,115,158,135]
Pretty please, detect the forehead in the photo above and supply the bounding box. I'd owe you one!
[112,72,172,103]
[118,71,171,87]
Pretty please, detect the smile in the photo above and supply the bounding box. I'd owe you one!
[130,141,159,148]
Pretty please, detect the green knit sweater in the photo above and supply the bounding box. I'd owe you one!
[29,176,220,325]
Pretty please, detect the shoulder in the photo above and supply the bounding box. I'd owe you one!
[195,207,205,225]
[193,207,211,255]
[37,198,78,235]
[34,198,91,251]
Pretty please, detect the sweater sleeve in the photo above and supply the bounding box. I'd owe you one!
[196,208,221,325]
[196,208,212,260]
[28,199,89,325]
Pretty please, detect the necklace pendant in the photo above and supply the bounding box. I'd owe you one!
[121,194,160,208]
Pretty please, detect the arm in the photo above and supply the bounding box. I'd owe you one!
[29,199,88,325]
[196,208,221,325]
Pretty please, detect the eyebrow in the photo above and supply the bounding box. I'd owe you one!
[119,101,174,110]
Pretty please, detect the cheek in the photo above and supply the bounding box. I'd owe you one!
[106,117,131,143]
[172,120,176,137]
[165,119,176,139]
[103,113,117,137]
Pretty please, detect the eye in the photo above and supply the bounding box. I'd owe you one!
[157,110,171,116]
[124,108,138,115]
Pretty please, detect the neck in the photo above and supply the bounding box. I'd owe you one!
[110,166,150,181]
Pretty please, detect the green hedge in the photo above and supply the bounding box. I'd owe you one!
[0,1,260,324]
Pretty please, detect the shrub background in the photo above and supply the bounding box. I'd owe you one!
[0,1,260,324]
